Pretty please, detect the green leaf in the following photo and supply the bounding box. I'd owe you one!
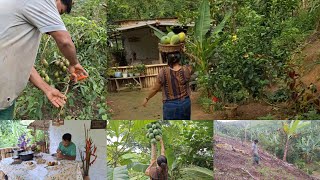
[107,166,129,180]
[194,0,211,43]
[147,24,166,39]
[180,166,213,180]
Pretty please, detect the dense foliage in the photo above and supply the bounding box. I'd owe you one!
[0,121,45,148]
[107,120,213,180]
[15,0,111,120]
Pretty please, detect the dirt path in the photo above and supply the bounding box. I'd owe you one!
[107,89,287,120]
[214,135,320,180]
[107,89,214,120]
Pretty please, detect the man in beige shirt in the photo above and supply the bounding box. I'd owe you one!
[0,0,88,119]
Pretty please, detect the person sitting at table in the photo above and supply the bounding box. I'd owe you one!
[56,133,76,160]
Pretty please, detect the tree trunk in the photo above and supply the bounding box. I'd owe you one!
[244,128,247,143]
[283,136,290,161]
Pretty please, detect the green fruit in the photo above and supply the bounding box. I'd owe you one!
[151,138,157,144]
[40,70,46,77]
[153,129,159,135]
[178,32,186,42]
[63,66,67,72]
[158,129,162,135]
[146,133,150,138]
[55,61,60,66]
[148,128,153,133]
[65,61,70,67]
[160,36,171,44]
[56,78,61,82]
[152,124,157,129]
[42,59,49,68]
[54,72,59,78]
[45,76,50,83]
[147,124,152,129]
[155,135,161,141]
[156,124,161,129]
[59,62,64,68]
[59,71,63,75]
[149,133,154,139]
[170,35,180,45]
[167,32,175,38]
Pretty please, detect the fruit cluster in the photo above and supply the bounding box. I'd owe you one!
[160,31,186,45]
[39,57,70,86]
[146,122,162,144]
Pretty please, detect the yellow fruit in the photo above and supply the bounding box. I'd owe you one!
[63,66,67,72]
[42,59,49,68]
[232,35,237,41]
[65,61,70,67]
[178,32,186,42]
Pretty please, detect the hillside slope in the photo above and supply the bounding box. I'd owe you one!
[214,135,319,180]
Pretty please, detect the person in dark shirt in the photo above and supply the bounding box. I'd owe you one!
[143,51,193,120]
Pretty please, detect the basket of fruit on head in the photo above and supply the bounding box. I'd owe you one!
[158,31,186,53]
[148,24,186,53]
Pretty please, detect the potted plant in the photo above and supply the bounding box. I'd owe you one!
[106,68,115,78]
[128,69,134,77]
[136,64,146,75]
[133,67,140,76]
[114,63,122,78]
[122,70,128,78]
[79,125,97,180]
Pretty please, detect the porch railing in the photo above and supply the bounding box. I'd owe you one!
[0,147,15,160]
[108,63,167,91]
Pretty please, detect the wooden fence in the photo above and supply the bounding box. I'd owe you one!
[108,64,167,92]
[0,147,15,160]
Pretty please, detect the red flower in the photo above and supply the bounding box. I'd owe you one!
[212,96,219,103]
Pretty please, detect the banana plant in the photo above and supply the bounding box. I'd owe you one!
[282,120,310,161]
[296,135,320,163]
[186,0,231,96]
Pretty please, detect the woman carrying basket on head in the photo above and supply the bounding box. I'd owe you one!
[142,51,193,120]
[145,138,168,180]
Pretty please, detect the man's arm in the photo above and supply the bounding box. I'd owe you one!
[48,31,78,66]
[29,67,66,108]
[48,31,88,82]
[60,154,76,160]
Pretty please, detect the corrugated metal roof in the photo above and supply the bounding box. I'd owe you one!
[116,19,194,31]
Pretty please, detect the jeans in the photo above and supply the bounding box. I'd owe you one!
[0,101,15,120]
[163,97,191,120]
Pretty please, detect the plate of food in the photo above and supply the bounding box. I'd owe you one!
[35,158,46,164]
[45,161,60,170]
[23,161,36,170]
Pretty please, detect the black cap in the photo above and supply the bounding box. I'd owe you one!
[61,0,73,14]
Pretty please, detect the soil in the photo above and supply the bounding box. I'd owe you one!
[107,89,213,120]
[214,135,320,180]
[107,90,287,120]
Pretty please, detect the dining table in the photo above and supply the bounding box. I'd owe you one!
[0,153,83,180]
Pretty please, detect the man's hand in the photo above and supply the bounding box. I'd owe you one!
[68,63,88,82]
[45,87,66,108]
[56,152,63,159]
